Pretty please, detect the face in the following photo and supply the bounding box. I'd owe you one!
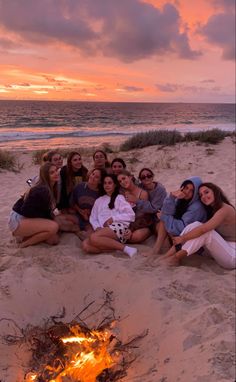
[199,186,215,206]
[139,171,153,187]
[103,177,115,195]
[182,183,194,200]
[117,174,132,189]
[88,169,101,186]
[94,152,106,168]
[112,161,124,175]
[71,154,82,170]
[49,165,59,183]
[51,154,63,169]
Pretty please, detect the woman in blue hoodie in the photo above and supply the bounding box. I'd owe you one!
[152,176,207,255]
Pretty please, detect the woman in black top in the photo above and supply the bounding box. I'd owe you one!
[9,162,59,247]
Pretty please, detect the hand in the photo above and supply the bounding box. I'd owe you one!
[125,192,137,204]
[171,188,185,199]
[79,208,90,221]
[124,229,132,241]
[103,218,113,227]
[172,236,183,245]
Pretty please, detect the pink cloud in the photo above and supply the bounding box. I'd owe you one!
[0,0,201,62]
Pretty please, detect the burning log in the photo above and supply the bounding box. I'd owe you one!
[0,291,148,382]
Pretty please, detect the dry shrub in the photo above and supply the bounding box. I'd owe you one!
[0,150,23,172]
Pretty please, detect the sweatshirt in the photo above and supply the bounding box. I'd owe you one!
[13,185,53,220]
[89,194,135,230]
[160,176,207,236]
[136,182,167,214]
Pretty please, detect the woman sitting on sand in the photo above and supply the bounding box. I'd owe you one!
[152,176,207,255]
[137,167,167,229]
[8,162,59,248]
[70,168,105,238]
[161,183,236,269]
[82,174,137,257]
[58,151,88,211]
[117,170,152,243]
[27,150,64,188]
[92,150,111,171]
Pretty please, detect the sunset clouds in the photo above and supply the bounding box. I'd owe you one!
[0,0,235,102]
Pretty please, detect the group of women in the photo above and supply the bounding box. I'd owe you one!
[8,149,236,269]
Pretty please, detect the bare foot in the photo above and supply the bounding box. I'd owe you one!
[163,254,180,267]
[75,230,87,241]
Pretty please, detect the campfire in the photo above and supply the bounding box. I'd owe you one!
[25,322,116,381]
[0,291,148,382]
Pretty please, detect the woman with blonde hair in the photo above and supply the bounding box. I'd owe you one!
[8,162,59,247]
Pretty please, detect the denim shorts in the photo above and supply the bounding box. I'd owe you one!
[8,210,24,232]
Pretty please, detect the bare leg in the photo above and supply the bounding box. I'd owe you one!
[14,219,59,248]
[128,228,151,243]
[161,248,188,266]
[82,238,102,254]
[54,214,79,233]
[89,228,125,252]
[153,221,168,254]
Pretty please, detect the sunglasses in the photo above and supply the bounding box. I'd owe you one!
[140,174,153,180]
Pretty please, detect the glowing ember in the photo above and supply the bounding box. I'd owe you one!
[25,324,115,382]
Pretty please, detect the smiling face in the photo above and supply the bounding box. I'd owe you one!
[93,151,106,168]
[49,165,59,184]
[182,183,194,200]
[51,153,63,169]
[103,176,116,196]
[139,170,153,187]
[111,161,125,175]
[117,174,132,189]
[199,186,215,206]
[88,169,101,187]
[71,154,82,170]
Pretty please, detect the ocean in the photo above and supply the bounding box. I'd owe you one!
[0,100,235,151]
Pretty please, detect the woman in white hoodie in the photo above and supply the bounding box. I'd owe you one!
[82,174,137,257]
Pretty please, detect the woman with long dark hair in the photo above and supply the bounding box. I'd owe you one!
[152,176,207,255]
[162,183,236,269]
[58,151,88,211]
[92,150,110,171]
[82,174,137,257]
[8,162,59,247]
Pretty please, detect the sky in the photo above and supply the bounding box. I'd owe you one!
[0,0,235,103]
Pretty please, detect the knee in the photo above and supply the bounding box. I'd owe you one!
[49,221,59,234]
[181,221,202,234]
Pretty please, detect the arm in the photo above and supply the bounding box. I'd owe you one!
[174,207,228,244]
[21,187,52,219]
[112,195,135,223]
[89,199,101,230]
[136,184,167,213]
[161,201,207,236]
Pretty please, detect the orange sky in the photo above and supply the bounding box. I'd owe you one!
[0,0,235,102]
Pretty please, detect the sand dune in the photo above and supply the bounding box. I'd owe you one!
[0,138,235,382]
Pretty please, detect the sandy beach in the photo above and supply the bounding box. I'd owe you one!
[0,137,235,382]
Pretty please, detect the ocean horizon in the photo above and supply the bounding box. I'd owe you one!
[0,100,235,151]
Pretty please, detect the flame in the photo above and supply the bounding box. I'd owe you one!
[25,325,114,382]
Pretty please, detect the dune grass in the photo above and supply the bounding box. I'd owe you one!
[120,128,234,151]
[0,150,21,172]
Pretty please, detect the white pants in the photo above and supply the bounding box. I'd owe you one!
[181,222,236,269]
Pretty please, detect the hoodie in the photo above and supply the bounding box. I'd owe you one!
[160,176,207,236]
